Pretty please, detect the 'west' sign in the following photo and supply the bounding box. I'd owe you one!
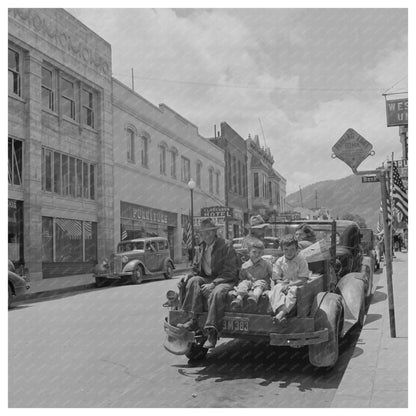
[386,98,408,127]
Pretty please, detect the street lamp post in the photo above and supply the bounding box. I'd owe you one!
[188,179,196,260]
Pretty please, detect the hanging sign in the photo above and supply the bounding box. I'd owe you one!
[386,98,408,127]
[332,128,374,170]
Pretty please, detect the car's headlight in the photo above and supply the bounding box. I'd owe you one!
[122,256,129,263]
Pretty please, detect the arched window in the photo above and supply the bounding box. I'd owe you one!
[139,131,150,168]
[215,170,221,195]
[126,126,136,163]
[159,141,168,175]
[208,166,214,194]
[196,160,203,188]
[170,147,178,179]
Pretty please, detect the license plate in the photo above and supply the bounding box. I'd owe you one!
[223,317,249,332]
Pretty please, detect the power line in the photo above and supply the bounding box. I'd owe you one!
[113,73,383,93]
[382,75,408,95]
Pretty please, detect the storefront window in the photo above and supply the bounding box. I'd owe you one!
[84,221,97,262]
[41,217,97,263]
[55,218,83,262]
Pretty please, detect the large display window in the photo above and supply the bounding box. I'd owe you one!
[41,216,97,263]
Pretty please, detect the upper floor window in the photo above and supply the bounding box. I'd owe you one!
[82,88,94,128]
[215,171,220,195]
[61,77,75,120]
[170,148,177,179]
[254,172,259,197]
[238,160,242,195]
[127,128,135,163]
[196,161,202,188]
[181,156,190,183]
[159,143,167,175]
[8,48,21,96]
[42,67,55,111]
[232,156,237,193]
[208,167,214,194]
[8,138,23,186]
[42,147,95,200]
[140,135,149,168]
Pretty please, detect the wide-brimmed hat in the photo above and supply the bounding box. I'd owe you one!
[249,215,269,229]
[200,218,220,231]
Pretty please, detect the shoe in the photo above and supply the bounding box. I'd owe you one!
[177,319,197,330]
[231,298,242,311]
[203,328,217,349]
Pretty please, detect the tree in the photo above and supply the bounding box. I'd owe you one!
[341,213,367,228]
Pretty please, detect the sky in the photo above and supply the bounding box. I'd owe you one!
[66,6,407,195]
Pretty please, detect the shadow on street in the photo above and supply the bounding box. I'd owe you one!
[173,324,362,393]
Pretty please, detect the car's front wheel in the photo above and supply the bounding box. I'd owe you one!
[131,266,144,284]
[164,263,173,279]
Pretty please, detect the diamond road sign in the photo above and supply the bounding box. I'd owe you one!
[332,128,374,170]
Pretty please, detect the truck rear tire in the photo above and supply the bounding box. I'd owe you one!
[309,292,343,368]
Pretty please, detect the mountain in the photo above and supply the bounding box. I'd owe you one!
[286,175,382,229]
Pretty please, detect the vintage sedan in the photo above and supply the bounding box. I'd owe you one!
[8,260,30,308]
[93,237,175,287]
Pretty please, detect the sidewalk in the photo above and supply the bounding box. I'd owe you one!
[19,261,191,301]
[331,251,408,407]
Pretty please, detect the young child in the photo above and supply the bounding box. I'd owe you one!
[231,239,273,311]
[269,234,310,322]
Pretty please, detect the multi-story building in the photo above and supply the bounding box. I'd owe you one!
[210,122,248,238]
[246,134,283,218]
[112,80,225,262]
[8,8,224,279]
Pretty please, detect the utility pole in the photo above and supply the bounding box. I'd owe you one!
[131,68,134,91]
[299,185,303,208]
[315,190,318,209]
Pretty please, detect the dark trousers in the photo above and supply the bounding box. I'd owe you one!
[182,275,234,332]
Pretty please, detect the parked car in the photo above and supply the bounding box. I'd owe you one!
[8,260,30,308]
[93,237,175,287]
[163,220,372,368]
[360,228,380,271]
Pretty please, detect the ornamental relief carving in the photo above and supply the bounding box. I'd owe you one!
[10,8,110,77]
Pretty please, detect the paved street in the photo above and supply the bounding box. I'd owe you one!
[9,275,362,408]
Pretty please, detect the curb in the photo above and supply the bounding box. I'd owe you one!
[18,267,192,302]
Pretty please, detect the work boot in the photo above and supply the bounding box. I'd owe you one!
[231,297,243,311]
[203,328,217,349]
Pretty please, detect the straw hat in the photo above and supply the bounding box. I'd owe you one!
[249,215,269,229]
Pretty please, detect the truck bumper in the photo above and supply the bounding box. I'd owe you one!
[269,329,328,347]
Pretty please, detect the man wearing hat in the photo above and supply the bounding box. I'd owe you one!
[177,218,239,349]
[241,215,269,252]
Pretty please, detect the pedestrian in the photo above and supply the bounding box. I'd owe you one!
[231,239,273,311]
[241,215,269,252]
[294,223,317,250]
[177,218,239,349]
[269,234,310,323]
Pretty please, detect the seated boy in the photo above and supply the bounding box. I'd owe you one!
[231,239,273,311]
[269,234,310,323]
